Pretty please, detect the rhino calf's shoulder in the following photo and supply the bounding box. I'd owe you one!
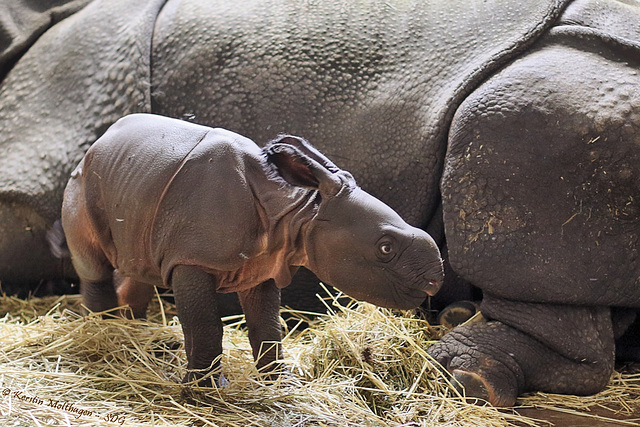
[61,113,443,385]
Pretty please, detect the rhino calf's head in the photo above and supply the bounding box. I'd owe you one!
[266,136,443,309]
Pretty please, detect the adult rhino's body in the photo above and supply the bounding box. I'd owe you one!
[1,0,639,405]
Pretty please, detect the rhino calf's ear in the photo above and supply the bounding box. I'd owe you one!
[265,143,342,195]
[267,144,320,188]
[272,135,340,173]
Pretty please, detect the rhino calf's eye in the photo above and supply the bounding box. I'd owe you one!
[379,242,393,254]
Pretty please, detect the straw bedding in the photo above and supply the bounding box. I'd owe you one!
[0,290,638,426]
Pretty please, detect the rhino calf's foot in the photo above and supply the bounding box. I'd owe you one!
[180,371,229,404]
[182,367,229,388]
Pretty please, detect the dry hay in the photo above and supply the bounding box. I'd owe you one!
[0,290,638,426]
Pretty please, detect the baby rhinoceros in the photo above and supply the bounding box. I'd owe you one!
[61,113,444,386]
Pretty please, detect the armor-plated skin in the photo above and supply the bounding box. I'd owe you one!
[61,113,444,384]
[1,0,640,405]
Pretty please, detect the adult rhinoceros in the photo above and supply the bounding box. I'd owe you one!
[1,0,638,406]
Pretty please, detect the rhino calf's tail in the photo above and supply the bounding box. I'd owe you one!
[46,219,70,260]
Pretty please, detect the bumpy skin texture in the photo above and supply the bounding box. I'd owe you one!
[149,0,640,404]
[430,0,640,405]
[2,0,640,405]
[0,0,565,288]
[0,0,91,75]
[150,0,567,226]
[148,0,569,315]
[0,0,166,285]
[61,113,443,384]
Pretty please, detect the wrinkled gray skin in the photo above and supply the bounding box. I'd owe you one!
[1,0,639,405]
[61,113,443,384]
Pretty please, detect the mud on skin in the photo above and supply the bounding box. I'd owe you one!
[1,0,639,406]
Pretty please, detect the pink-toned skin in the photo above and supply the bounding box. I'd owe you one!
[62,113,443,386]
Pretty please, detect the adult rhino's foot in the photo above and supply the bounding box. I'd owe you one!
[428,298,616,407]
[428,321,524,406]
[437,300,480,329]
[451,370,497,404]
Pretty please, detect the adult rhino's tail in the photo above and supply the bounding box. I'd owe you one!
[46,219,70,259]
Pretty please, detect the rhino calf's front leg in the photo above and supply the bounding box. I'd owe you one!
[171,265,225,387]
[238,279,284,376]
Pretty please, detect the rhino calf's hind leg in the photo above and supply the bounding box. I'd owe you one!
[62,174,118,314]
[75,253,117,316]
[115,273,156,319]
[171,264,224,387]
[238,279,283,376]
[80,277,118,316]
[70,246,117,316]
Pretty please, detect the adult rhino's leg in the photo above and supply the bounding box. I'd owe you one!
[434,31,640,404]
[443,41,640,306]
[0,202,69,290]
[429,297,614,406]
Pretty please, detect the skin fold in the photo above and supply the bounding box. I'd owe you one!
[431,1,640,404]
[1,0,638,405]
